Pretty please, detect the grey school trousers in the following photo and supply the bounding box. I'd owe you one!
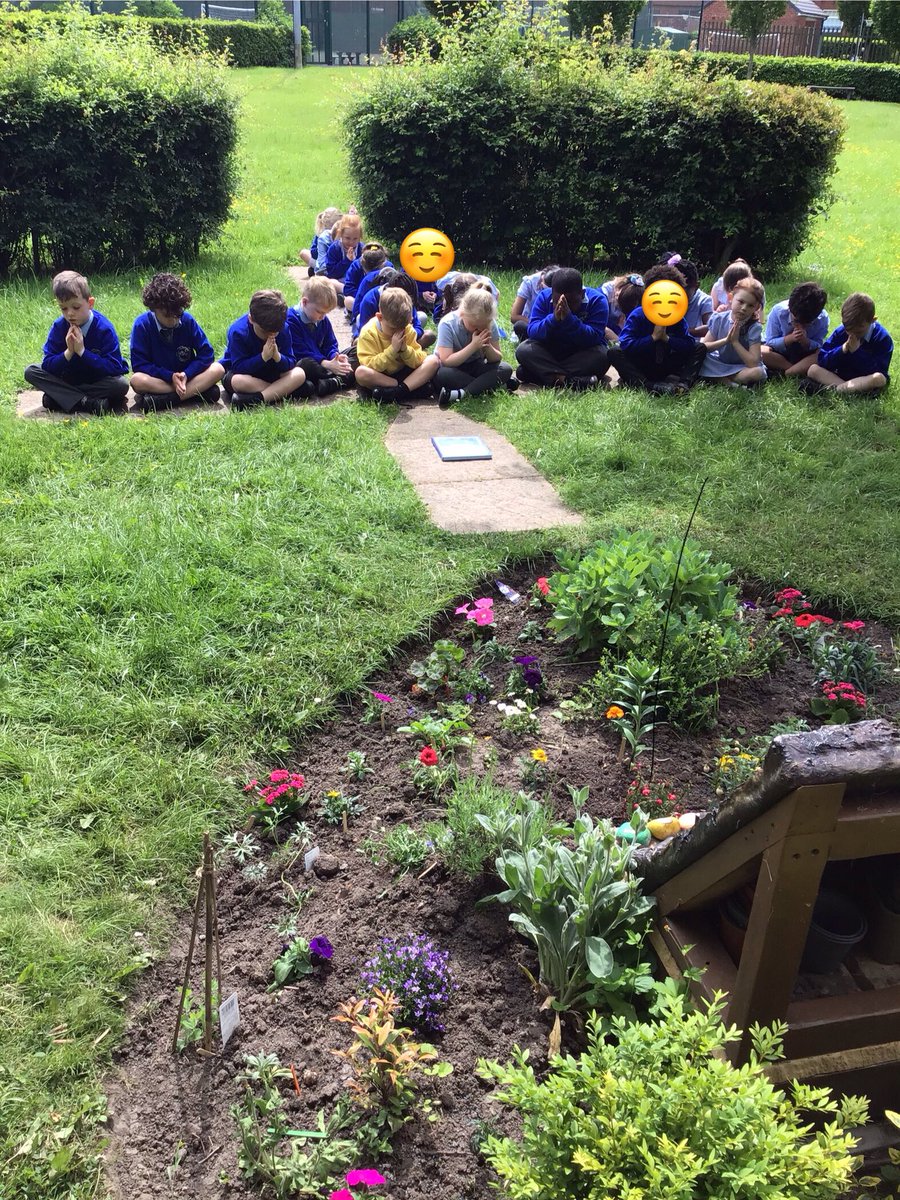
[24,364,130,413]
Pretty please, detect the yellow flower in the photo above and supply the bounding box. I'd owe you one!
[718,755,735,768]
[605,705,624,720]
[531,748,548,763]
[325,789,340,798]
[738,753,754,761]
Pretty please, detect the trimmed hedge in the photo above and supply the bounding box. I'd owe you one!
[0,12,238,274]
[607,46,900,102]
[346,40,844,273]
[0,9,297,68]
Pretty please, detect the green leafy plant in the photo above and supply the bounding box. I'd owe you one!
[490,697,541,737]
[343,749,374,782]
[548,533,738,655]
[518,618,546,643]
[608,659,665,764]
[269,937,313,991]
[712,719,811,795]
[363,824,432,875]
[810,680,868,724]
[477,990,867,1199]
[322,789,364,828]
[483,806,654,1014]
[408,639,466,696]
[271,882,315,941]
[809,630,883,693]
[398,706,474,752]
[858,1108,900,1196]
[424,774,524,878]
[219,830,261,866]
[176,982,220,1052]
[516,746,552,792]
[406,746,458,796]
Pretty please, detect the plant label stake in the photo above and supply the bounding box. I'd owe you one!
[219,991,241,1048]
[172,833,224,1055]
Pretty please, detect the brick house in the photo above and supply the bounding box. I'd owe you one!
[634,1,827,57]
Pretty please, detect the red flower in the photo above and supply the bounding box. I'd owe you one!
[775,587,803,603]
[419,746,438,766]
[772,607,793,618]
[794,613,816,628]
[843,620,866,632]
[536,577,550,596]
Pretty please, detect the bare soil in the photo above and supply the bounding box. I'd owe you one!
[105,564,900,1200]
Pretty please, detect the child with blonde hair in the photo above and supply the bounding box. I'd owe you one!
[701,277,767,386]
[287,276,353,397]
[322,215,364,302]
[300,206,343,275]
[354,287,439,404]
[434,284,515,408]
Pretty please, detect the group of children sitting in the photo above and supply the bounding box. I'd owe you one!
[23,209,892,416]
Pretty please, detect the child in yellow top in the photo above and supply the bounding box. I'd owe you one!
[354,287,439,404]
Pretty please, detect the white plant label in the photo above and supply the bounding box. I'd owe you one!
[219,992,240,1047]
[304,845,320,874]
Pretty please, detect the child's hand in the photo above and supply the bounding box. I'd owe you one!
[845,332,861,353]
[261,334,277,362]
[471,329,492,350]
[423,291,436,305]
[332,355,352,377]
[651,323,668,343]
[391,330,406,352]
[727,320,742,344]
[66,323,84,354]
[554,294,570,321]
[172,371,187,398]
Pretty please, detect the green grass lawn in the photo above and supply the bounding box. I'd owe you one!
[0,66,898,1198]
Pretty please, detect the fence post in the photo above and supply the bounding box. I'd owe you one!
[293,0,305,67]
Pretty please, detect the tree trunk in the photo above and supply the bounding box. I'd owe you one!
[747,34,756,78]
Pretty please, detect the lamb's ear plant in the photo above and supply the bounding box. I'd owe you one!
[477,991,868,1200]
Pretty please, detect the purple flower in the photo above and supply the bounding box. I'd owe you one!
[310,935,334,961]
[361,933,455,1033]
[515,655,538,666]
[523,667,542,688]
[741,601,758,611]
[465,692,475,704]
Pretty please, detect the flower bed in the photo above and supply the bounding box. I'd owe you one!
[106,554,899,1198]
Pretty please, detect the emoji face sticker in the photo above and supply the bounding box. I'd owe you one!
[399,228,454,283]
[641,279,689,327]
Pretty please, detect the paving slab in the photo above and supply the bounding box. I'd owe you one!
[15,389,227,421]
[384,403,583,534]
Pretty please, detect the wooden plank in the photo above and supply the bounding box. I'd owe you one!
[765,1039,900,1086]
[653,913,737,1004]
[786,985,900,1060]
[832,797,900,859]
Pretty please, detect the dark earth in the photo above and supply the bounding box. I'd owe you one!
[105,562,900,1200]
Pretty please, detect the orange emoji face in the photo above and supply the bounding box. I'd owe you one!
[641,279,689,327]
[399,228,454,283]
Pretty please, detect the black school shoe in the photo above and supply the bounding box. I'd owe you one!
[137,391,179,412]
[371,385,413,407]
[230,390,265,411]
[316,376,343,398]
[41,394,64,412]
[567,375,600,392]
[200,384,221,404]
[798,377,827,396]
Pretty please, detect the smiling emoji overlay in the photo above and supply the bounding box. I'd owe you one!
[399,228,455,283]
[641,278,689,327]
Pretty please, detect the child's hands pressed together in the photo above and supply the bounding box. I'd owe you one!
[651,323,668,343]
[172,371,187,398]
[727,319,742,344]
[66,323,84,355]
[470,328,492,351]
[261,334,279,362]
[554,294,570,321]
[845,331,861,353]
[391,329,406,353]
[332,353,352,377]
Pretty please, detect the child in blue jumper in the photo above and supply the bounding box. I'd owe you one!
[805,292,892,395]
[25,270,129,415]
[321,215,363,304]
[300,206,343,276]
[129,273,225,411]
[220,289,307,410]
[515,267,609,390]
[342,242,391,315]
[613,264,704,395]
[287,276,353,397]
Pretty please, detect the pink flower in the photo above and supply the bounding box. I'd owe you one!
[346,1169,386,1187]
[243,779,258,792]
[775,587,803,602]
[269,769,290,783]
[472,609,494,626]
[454,604,471,616]
[265,796,275,805]
[667,793,676,801]
[536,577,550,596]
[329,1191,354,1200]
[371,691,394,703]
[641,786,650,797]
[843,620,865,632]
[419,746,438,766]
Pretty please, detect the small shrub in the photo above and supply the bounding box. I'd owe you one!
[385,13,443,59]
[0,8,238,273]
[477,991,868,1199]
[408,639,466,697]
[426,774,523,877]
[361,936,455,1033]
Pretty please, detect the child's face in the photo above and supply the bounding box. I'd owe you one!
[251,320,279,340]
[844,315,873,338]
[377,315,403,338]
[461,314,490,336]
[302,296,329,324]
[58,294,94,325]
[730,288,757,324]
[341,230,360,253]
[154,307,182,329]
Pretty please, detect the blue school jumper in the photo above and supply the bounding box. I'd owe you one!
[817,321,893,382]
[130,311,215,383]
[619,309,698,372]
[351,269,389,330]
[41,310,128,381]
[526,287,609,354]
[287,306,339,363]
[344,257,393,300]
[219,314,297,382]
[355,288,424,340]
[323,240,363,282]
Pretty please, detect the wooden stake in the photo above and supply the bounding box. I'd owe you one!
[203,833,214,1052]
[172,849,207,1055]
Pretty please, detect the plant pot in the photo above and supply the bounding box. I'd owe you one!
[717,885,756,966]
[865,860,900,964]
[800,888,867,974]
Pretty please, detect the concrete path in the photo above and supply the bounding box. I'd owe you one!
[384,403,582,533]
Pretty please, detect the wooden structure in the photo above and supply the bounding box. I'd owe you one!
[637,720,900,1100]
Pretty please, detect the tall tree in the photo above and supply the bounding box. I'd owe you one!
[567,1,644,42]
[871,0,900,51]
[727,0,787,77]
[836,0,870,33]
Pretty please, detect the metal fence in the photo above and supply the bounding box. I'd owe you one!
[700,19,821,59]
[301,1,423,65]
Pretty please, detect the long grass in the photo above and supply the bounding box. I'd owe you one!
[0,66,897,1199]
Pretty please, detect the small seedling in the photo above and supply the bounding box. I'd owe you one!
[343,749,373,782]
[321,789,364,830]
[176,983,220,1053]
[219,831,261,866]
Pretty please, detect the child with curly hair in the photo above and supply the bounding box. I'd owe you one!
[129,273,225,410]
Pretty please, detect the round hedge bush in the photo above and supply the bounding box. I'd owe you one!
[385,14,443,60]
[0,9,239,274]
[345,10,845,274]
